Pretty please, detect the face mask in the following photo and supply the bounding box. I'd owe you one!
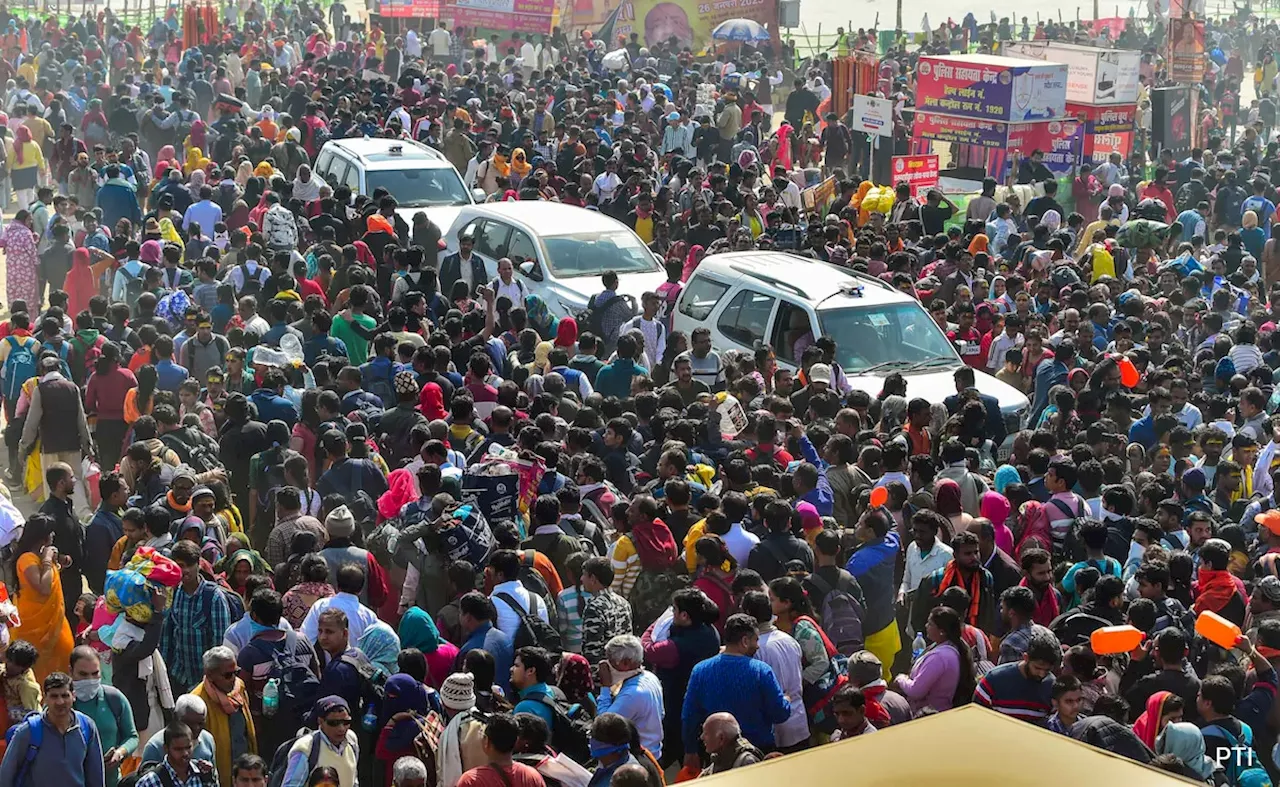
[73,678,101,702]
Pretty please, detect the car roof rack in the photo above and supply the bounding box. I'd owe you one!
[729,264,810,299]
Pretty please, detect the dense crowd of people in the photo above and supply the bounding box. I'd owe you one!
[1,1,1280,787]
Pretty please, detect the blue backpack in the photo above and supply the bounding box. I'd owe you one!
[1203,722,1270,787]
[6,711,94,787]
[1,335,37,402]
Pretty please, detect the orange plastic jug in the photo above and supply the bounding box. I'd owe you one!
[1090,625,1145,655]
[1195,611,1242,650]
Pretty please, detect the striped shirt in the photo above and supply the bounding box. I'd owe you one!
[610,536,642,598]
[973,662,1054,724]
[556,586,593,654]
[161,579,232,692]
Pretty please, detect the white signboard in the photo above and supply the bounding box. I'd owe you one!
[851,94,894,137]
[1002,41,1140,106]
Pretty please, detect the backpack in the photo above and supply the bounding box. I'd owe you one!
[243,630,322,724]
[744,443,787,470]
[264,208,297,249]
[494,591,562,654]
[160,428,224,474]
[533,691,593,763]
[360,361,397,412]
[579,293,635,351]
[122,758,217,787]
[238,262,265,297]
[266,729,325,787]
[2,335,38,402]
[120,263,151,308]
[406,710,447,787]
[202,575,245,624]
[1203,722,1270,787]
[69,333,106,383]
[6,711,94,787]
[340,650,388,708]
[805,572,865,656]
[518,550,551,599]
[342,459,380,529]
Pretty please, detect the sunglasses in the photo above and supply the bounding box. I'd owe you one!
[324,718,352,728]
[219,670,236,680]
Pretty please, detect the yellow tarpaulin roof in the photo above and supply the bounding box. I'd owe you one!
[693,706,1191,787]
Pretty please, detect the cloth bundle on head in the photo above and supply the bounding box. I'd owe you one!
[440,672,476,710]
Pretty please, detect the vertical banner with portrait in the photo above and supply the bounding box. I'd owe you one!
[1151,85,1193,157]
[1168,17,1205,84]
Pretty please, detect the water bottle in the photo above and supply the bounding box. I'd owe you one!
[263,678,279,718]
[363,706,378,732]
[912,632,926,662]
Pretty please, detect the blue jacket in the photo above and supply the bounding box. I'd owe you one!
[249,388,300,427]
[96,179,141,229]
[1030,358,1068,424]
[460,622,513,694]
[1128,414,1159,450]
[154,358,189,394]
[304,334,348,366]
[846,530,901,634]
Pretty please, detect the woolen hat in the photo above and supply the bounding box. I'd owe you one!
[441,672,476,710]
[325,505,356,538]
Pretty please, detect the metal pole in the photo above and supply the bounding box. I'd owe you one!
[896,0,902,38]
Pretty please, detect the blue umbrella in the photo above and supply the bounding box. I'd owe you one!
[710,18,771,43]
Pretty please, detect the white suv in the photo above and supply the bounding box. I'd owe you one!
[313,138,482,234]
[672,251,1030,432]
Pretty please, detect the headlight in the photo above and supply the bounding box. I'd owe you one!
[1003,406,1029,434]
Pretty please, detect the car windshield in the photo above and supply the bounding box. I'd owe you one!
[819,302,959,374]
[365,168,471,208]
[541,230,659,277]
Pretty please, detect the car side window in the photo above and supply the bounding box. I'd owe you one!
[476,221,512,259]
[341,161,360,193]
[314,149,334,180]
[716,288,775,349]
[508,230,538,266]
[770,300,816,364]
[678,276,730,321]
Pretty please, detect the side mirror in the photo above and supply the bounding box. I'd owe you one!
[471,188,486,202]
[519,259,542,281]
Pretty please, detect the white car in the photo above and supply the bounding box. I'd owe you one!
[672,251,1030,433]
[312,137,481,236]
[440,202,667,318]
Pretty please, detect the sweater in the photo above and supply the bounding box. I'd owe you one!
[973,662,1053,724]
[84,367,137,421]
[73,687,137,787]
[894,642,961,713]
[682,653,790,753]
[0,710,105,787]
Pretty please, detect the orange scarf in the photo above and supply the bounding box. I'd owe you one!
[937,561,982,626]
[202,675,248,716]
[166,491,192,514]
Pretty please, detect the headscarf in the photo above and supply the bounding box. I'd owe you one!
[967,234,989,255]
[1015,501,1052,556]
[418,382,446,420]
[1041,210,1062,233]
[159,217,184,249]
[980,492,1014,555]
[157,144,176,168]
[378,468,417,521]
[994,465,1021,494]
[235,160,253,187]
[1157,722,1215,780]
[254,161,275,178]
[557,653,594,705]
[934,479,964,517]
[399,606,443,653]
[356,620,401,678]
[367,214,394,235]
[189,119,207,151]
[13,124,30,165]
[140,239,163,264]
[1132,691,1175,749]
[1244,209,1259,230]
[681,244,705,282]
[555,316,579,349]
[184,146,207,176]
[510,148,531,177]
[379,673,430,729]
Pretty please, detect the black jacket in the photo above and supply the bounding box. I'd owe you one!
[439,251,487,298]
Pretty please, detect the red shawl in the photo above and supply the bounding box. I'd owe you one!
[1132,690,1174,749]
[1020,577,1061,627]
[1194,568,1241,615]
[64,249,97,317]
[858,680,893,728]
[631,518,678,570]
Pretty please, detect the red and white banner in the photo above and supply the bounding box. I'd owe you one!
[891,154,940,197]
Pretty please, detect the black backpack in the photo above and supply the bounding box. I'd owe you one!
[339,650,388,708]
[120,264,150,311]
[533,691,593,763]
[238,262,265,297]
[518,550,551,599]
[161,427,224,473]
[267,730,324,787]
[121,759,217,787]
[241,631,321,724]
[494,591,562,655]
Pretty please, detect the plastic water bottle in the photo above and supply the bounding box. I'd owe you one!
[263,678,279,718]
[912,632,926,662]
[363,706,378,732]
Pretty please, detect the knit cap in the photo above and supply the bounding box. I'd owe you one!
[394,370,419,396]
[325,505,356,538]
[441,672,476,711]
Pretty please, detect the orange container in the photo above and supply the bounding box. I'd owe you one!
[1195,611,1242,650]
[1090,625,1146,655]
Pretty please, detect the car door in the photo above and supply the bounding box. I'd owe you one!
[714,286,777,352]
[506,226,551,307]
[470,219,511,289]
[769,299,818,368]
